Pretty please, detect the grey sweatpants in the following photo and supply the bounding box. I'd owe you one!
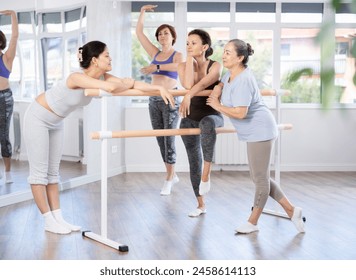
[180,114,224,197]
[23,101,64,185]
[247,139,286,209]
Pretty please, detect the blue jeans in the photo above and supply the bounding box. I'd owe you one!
[0,88,14,158]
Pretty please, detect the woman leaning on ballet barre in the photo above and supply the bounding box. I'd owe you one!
[23,40,175,235]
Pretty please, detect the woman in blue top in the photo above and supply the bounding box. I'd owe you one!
[136,5,183,195]
[207,39,305,234]
[0,10,18,184]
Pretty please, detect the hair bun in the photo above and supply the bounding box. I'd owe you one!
[77,47,83,62]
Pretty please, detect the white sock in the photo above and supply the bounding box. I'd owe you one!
[43,212,71,234]
[5,172,13,183]
[52,209,81,231]
[199,180,211,196]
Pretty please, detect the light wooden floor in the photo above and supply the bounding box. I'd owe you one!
[0,160,86,196]
[0,170,355,260]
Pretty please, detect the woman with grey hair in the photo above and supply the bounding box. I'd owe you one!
[207,39,305,234]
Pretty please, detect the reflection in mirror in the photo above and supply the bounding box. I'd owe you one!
[0,160,86,196]
[0,3,88,201]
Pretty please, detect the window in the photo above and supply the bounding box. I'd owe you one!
[236,30,273,90]
[335,3,356,104]
[131,1,175,23]
[41,37,63,90]
[42,12,62,33]
[18,39,38,99]
[280,28,321,103]
[38,7,87,92]
[335,3,356,24]
[281,3,323,23]
[128,1,356,106]
[281,44,291,56]
[236,2,276,23]
[187,2,230,23]
[65,8,83,32]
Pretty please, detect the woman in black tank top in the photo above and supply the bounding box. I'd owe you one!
[177,29,224,217]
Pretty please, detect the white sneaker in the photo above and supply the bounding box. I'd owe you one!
[291,207,305,233]
[160,180,173,196]
[5,172,13,184]
[235,222,259,234]
[188,208,207,217]
[160,175,179,196]
[172,174,179,184]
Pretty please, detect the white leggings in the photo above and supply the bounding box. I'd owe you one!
[23,101,64,185]
[247,139,286,209]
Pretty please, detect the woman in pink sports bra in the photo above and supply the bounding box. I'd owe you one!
[136,4,183,196]
[0,10,18,184]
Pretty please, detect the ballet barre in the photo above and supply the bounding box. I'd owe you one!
[82,88,293,251]
[84,88,289,97]
[90,123,292,140]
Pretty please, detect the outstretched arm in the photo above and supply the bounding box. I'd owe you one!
[1,10,19,69]
[136,5,159,58]
[71,72,175,107]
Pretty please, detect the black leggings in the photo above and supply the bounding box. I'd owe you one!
[180,115,224,197]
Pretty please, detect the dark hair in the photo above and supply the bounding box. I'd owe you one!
[188,29,213,59]
[155,24,177,45]
[0,31,7,50]
[229,39,254,67]
[78,40,107,69]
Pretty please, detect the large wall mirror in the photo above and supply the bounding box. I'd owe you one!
[0,0,89,207]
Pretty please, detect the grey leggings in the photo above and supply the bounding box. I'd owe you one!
[23,101,64,185]
[149,96,179,164]
[180,115,224,197]
[247,139,286,209]
[0,88,14,158]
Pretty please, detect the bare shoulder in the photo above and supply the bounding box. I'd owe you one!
[173,51,184,63]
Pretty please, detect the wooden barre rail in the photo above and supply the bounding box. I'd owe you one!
[85,88,291,97]
[90,124,293,140]
[91,127,236,140]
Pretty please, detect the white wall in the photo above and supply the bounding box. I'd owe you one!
[281,107,356,171]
